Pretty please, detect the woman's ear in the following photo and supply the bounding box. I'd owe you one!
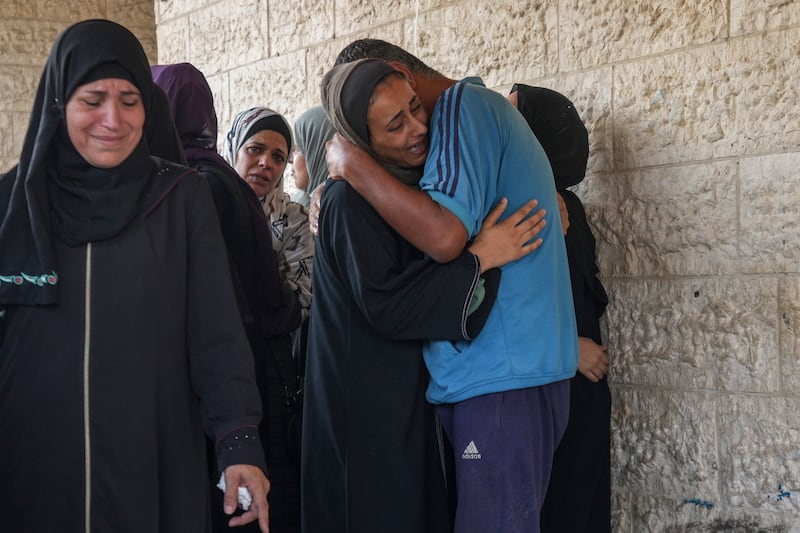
[386,61,416,89]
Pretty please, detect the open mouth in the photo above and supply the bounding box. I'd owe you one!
[409,138,428,157]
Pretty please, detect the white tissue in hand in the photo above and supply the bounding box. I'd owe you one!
[217,473,253,511]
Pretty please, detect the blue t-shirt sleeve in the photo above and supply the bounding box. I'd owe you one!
[420,81,504,239]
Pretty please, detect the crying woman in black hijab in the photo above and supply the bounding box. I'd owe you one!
[0,19,271,533]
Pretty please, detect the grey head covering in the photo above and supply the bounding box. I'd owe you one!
[320,58,422,186]
[293,105,336,194]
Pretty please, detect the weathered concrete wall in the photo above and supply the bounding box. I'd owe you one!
[0,0,157,173]
[161,0,799,531]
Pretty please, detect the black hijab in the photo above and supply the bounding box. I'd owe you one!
[148,83,187,165]
[511,84,589,190]
[0,19,156,306]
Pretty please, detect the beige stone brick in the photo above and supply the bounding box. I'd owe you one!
[605,277,779,392]
[0,66,42,112]
[560,0,727,71]
[581,162,737,277]
[515,67,613,174]
[35,0,106,23]
[612,388,720,497]
[740,152,800,274]
[0,114,15,159]
[0,21,62,67]
[731,0,800,36]
[1,113,30,168]
[614,29,800,169]
[11,112,29,159]
[780,276,800,396]
[0,158,17,174]
[188,0,268,76]
[205,71,230,150]
[156,18,190,64]
[4,0,37,19]
[400,3,558,87]
[718,394,800,512]
[269,0,334,55]
[304,23,405,109]
[156,0,214,24]
[108,0,156,33]
[225,51,306,134]
[333,0,444,37]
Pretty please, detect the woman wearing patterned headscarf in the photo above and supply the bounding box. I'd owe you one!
[223,107,314,323]
[0,19,269,532]
[223,107,315,532]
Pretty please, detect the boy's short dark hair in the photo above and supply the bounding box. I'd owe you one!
[334,39,442,79]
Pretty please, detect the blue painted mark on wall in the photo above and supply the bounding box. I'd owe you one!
[767,484,792,502]
[683,498,715,510]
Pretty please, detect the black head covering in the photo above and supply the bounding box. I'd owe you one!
[511,84,589,190]
[339,59,399,142]
[147,83,187,165]
[0,19,157,305]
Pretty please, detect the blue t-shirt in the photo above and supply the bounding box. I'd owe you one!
[422,77,579,404]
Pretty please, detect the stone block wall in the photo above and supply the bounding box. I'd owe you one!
[3,0,799,530]
[155,3,800,529]
[0,1,157,173]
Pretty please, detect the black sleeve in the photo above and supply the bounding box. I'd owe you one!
[320,181,497,341]
[182,174,267,472]
[561,190,608,343]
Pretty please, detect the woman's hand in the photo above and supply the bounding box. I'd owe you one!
[577,336,609,382]
[222,464,271,532]
[469,198,546,273]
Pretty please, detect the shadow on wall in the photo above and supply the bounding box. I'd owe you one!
[664,520,790,533]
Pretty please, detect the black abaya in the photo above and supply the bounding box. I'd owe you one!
[301,180,496,533]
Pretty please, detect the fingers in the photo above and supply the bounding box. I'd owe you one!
[579,367,600,382]
[482,197,508,227]
[222,479,239,516]
[520,210,547,241]
[228,504,269,532]
[520,238,543,254]
[505,198,539,226]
